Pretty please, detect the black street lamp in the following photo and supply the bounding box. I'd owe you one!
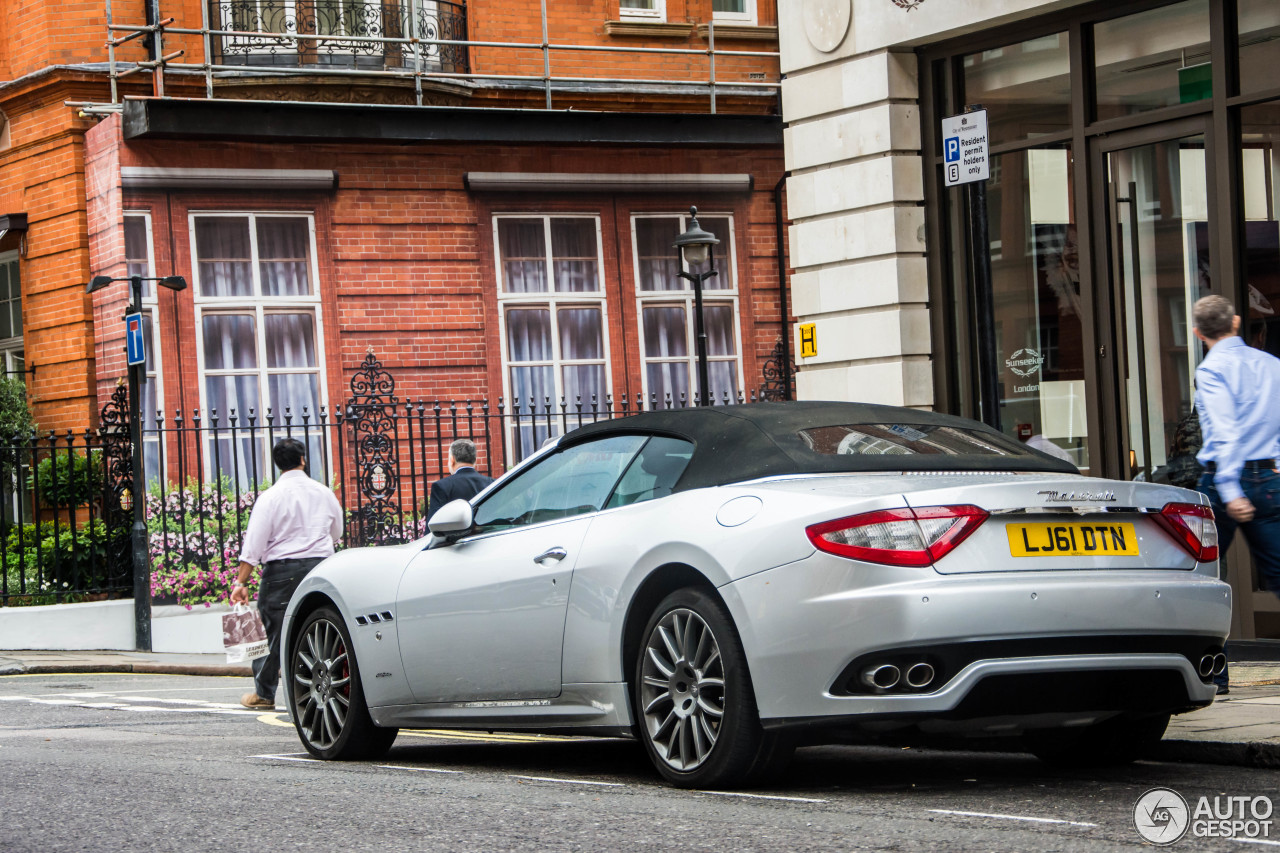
[673,206,719,407]
[86,273,186,652]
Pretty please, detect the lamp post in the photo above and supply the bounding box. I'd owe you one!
[673,206,719,407]
[87,273,187,651]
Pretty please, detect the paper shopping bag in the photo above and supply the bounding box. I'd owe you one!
[222,604,269,663]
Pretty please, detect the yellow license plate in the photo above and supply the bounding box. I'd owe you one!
[1006,522,1140,557]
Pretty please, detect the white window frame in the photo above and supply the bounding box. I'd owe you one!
[493,213,614,460]
[618,0,666,21]
[124,212,164,487]
[189,211,329,485]
[0,250,22,377]
[631,212,745,406]
[711,0,756,25]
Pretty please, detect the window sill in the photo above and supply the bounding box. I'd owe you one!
[605,20,694,38]
[696,23,777,41]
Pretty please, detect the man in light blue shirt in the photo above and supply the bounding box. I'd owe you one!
[1193,295,1280,694]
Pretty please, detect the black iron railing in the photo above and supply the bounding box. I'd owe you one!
[207,0,470,73]
[3,351,771,608]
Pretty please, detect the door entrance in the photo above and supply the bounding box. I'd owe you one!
[1095,122,1215,483]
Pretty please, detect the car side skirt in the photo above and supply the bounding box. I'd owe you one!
[368,681,633,737]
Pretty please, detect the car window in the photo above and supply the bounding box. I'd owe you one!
[798,423,1026,457]
[605,436,694,509]
[472,435,647,535]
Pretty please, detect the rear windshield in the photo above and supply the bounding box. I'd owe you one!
[799,424,1031,457]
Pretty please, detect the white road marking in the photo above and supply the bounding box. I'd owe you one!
[929,809,1097,828]
[254,754,320,763]
[0,694,263,716]
[509,774,624,787]
[377,765,464,775]
[1232,840,1280,848]
[697,791,828,804]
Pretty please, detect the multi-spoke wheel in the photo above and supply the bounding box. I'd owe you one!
[634,588,794,788]
[288,607,397,760]
[640,607,725,772]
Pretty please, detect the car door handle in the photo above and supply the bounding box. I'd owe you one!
[533,547,568,564]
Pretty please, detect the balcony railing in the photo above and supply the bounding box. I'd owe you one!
[97,0,780,113]
[207,0,469,73]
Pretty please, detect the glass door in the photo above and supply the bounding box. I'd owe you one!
[1097,123,1215,482]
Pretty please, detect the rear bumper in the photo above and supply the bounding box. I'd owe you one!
[721,553,1230,725]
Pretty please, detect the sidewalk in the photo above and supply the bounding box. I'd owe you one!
[1,649,1276,768]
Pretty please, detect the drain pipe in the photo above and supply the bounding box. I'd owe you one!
[772,174,792,400]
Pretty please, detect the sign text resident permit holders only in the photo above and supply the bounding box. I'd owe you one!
[942,109,989,187]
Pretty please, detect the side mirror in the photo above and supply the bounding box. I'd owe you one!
[428,499,474,537]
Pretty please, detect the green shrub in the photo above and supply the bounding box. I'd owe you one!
[27,450,104,508]
[1,519,125,604]
[0,376,35,481]
[147,478,260,607]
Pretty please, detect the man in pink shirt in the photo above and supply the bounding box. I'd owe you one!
[231,438,344,709]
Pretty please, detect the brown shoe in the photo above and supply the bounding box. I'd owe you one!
[240,692,276,709]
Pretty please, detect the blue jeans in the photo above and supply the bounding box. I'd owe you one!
[1197,469,1280,686]
[252,558,323,702]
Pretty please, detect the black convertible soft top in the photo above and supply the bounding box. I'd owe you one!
[561,401,1078,492]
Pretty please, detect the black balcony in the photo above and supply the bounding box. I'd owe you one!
[208,0,469,74]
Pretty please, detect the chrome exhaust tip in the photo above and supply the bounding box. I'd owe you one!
[1212,653,1227,676]
[862,664,901,690]
[905,662,935,689]
[1198,655,1215,678]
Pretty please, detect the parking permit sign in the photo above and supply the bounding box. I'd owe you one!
[942,109,989,187]
[125,313,145,367]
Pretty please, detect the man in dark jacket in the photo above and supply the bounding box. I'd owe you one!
[427,438,494,523]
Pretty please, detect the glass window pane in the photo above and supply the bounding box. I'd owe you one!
[712,0,744,11]
[707,361,739,403]
[635,218,682,291]
[646,362,690,406]
[982,146,1088,471]
[204,374,260,418]
[506,308,552,362]
[257,217,312,296]
[563,364,605,407]
[124,215,153,297]
[202,314,258,370]
[620,0,655,9]
[962,33,1070,148]
[1240,0,1280,97]
[551,219,600,293]
[195,217,253,297]
[498,219,548,293]
[1094,0,1210,120]
[704,304,736,356]
[263,313,317,368]
[473,434,647,532]
[697,216,734,290]
[558,307,602,360]
[643,306,688,357]
[0,260,9,302]
[510,365,554,413]
[268,373,321,419]
[9,298,18,341]
[1239,101,1280,358]
[605,436,694,508]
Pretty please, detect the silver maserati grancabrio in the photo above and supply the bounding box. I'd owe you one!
[281,401,1230,787]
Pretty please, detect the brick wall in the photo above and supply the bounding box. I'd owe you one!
[87,133,786,475]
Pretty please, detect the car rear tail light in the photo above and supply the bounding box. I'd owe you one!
[1154,502,1219,562]
[806,505,989,567]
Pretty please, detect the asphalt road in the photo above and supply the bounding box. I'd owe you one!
[0,672,1275,852]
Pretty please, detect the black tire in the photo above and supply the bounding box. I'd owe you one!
[288,606,398,760]
[1026,712,1170,767]
[633,587,794,788]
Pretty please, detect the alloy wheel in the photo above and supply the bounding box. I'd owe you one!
[639,607,725,771]
[292,617,352,750]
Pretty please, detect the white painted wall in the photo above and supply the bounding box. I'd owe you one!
[0,601,239,654]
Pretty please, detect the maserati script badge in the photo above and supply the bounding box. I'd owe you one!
[1038,489,1117,502]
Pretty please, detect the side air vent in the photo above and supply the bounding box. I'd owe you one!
[380,611,394,621]
[368,613,382,623]
[355,616,368,626]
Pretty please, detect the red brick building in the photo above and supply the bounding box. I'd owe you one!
[1,0,787,480]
